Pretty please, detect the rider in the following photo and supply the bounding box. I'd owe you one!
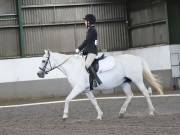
[76,14,102,89]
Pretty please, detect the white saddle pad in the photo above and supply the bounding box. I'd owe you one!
[98,56,115,73]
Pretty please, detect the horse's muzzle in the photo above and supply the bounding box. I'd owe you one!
[37,71,45,78]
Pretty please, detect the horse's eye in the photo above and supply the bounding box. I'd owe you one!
[42,60,46,63]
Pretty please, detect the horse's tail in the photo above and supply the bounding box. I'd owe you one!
[142,60,164,95]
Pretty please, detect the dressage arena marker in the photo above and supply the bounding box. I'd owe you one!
[0,94,180,109]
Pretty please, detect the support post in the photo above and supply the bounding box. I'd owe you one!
[16,0,25,57]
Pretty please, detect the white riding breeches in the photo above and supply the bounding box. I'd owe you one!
[85,53,96,68]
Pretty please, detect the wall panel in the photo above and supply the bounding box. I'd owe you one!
[129,0,169,47]
[0,0,128,57]
[0,29,19,57]
[0,0,19,58]
[22,0,128,55]
[24,26,75,55]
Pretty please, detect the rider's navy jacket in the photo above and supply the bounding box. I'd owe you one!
[78,25,97,55]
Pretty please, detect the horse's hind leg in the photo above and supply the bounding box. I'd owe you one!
[85,91,103,120]
[119,83,133,118]
[134,80,155,116]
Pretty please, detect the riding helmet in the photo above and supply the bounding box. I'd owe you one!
[83,14,96,24]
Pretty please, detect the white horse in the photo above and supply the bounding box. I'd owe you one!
[37,50,163,120]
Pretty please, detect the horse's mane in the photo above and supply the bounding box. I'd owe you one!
[50,51,85,68]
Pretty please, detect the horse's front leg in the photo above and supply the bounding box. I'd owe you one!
[85,91,103,120]
[63,84,84,120]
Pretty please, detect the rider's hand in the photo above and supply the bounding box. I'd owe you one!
[75,49,80,53]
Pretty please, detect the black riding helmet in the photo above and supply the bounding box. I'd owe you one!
[83,14,96,24]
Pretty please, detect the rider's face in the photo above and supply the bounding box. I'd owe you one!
[84,20,88,28]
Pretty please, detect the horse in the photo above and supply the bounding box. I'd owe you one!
[37,50,163,120]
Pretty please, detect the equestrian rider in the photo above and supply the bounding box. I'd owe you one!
[76,14,102,89]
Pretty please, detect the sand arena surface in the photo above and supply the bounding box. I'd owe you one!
[0,95,180,135]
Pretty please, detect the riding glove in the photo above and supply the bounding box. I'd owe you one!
[75,49,80,53]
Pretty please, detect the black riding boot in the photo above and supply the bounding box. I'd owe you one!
[88,66,102,85]
[89,74,94,90]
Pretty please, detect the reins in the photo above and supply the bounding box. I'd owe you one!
[48,55,73,75]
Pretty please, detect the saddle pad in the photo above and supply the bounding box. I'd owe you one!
[98,56,115,73]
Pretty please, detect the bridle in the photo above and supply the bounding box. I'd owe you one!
[39,51,72,75]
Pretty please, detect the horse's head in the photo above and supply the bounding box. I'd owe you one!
[37,50,52,78]
[37,50,73,78]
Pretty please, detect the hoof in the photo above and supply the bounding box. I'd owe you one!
[149,112,155,116]
[96,116,102,120]
[96,112,103,120]
[62,113,68,121]
[62,117,68,121]
[119,113,125,118]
